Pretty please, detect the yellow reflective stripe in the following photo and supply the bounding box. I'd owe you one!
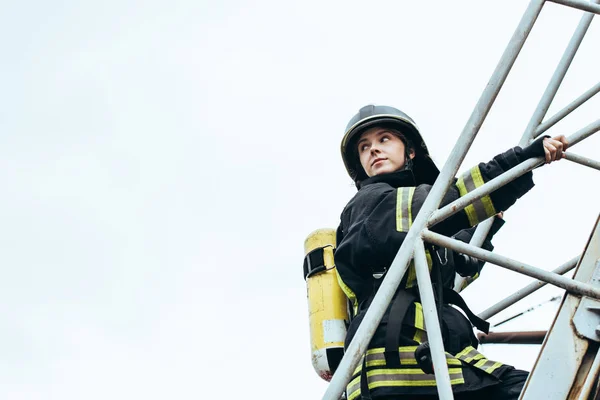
[347,388,361,400]
[363,347,461,367]
[471,167,496,217]
[414,302,424,330]
[366,368,465,388]
[485,361,503,374]
[456,167,497,226]
[413,328,426,343]
[405,250,432,289]
[348,352,466,397]
[455,346,477,359]
[466,353,485,363]
[457,346,505,375]
[396,187,415,232]
[336,273,358,316]
[347,375,361,400]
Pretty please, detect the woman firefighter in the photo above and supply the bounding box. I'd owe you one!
[334,104,568,400]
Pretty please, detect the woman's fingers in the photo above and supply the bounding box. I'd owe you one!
[543,139,556,163]
[543,136,571,163]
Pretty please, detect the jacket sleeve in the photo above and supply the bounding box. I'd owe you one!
[416,135,547,235]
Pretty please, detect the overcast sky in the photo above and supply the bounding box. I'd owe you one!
[1,1,599,399]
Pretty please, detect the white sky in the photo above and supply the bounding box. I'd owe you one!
[1,1,599,399]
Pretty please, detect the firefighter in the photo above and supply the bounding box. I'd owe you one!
[334,104,568,400]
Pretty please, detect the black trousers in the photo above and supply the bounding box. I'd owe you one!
[376,368,528,400]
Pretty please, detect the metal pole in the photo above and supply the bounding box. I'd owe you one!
[429,120,600,227]
[519,2,598,146]
[321,3,546,399]
[548,0,600,14]
[421,229,600,299]
[569,119,600,145]
[564,152,600,171]
[414,238,454,400]
[477,330,547,344]
[479,256,579,320]
[535,81,600,137]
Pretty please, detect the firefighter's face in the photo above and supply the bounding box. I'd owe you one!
[357,127,415,177]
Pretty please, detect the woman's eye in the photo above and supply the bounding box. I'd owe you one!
[381,136,389,142]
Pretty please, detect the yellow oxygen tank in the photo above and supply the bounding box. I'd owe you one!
[303,228,349,381]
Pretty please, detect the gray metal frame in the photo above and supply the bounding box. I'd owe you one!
[322,1,599,399]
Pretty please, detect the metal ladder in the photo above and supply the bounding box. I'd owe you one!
[322,1,600,399]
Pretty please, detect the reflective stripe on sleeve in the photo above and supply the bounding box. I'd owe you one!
[396,187,416,232]
[456,346,505,375]
[336,273,358,316]
[474,359,504,374]
[455,166,497,226]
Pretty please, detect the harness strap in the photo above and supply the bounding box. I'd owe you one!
[384,290,417,368]
[442,287,490,334]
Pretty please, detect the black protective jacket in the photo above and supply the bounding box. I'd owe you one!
[335,139,545,399]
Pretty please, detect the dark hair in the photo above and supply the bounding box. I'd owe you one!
[347,126,415,182]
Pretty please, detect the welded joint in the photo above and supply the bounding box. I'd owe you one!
[573,261,600,341]
[573,297,600,341]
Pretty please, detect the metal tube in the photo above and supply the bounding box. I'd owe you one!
[576,350,600,400]
[479,256,579,320]
[535,81,600,137]
[569,118,600,145]
[321,2,546,399]
[429,120,600,227]
[565,152,600,171]
[548,0,600,14]
[477,330,547,344]
[414,238,454,400]
[421,229,600,299]
[519,1,598,146]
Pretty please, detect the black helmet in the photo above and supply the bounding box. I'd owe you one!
[340,104,439,186]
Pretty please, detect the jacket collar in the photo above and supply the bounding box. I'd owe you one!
[358,169,417,189]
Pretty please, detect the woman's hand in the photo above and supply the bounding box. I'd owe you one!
[543,135,569,163]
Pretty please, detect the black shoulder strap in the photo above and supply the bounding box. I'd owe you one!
[384,290,417,368]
